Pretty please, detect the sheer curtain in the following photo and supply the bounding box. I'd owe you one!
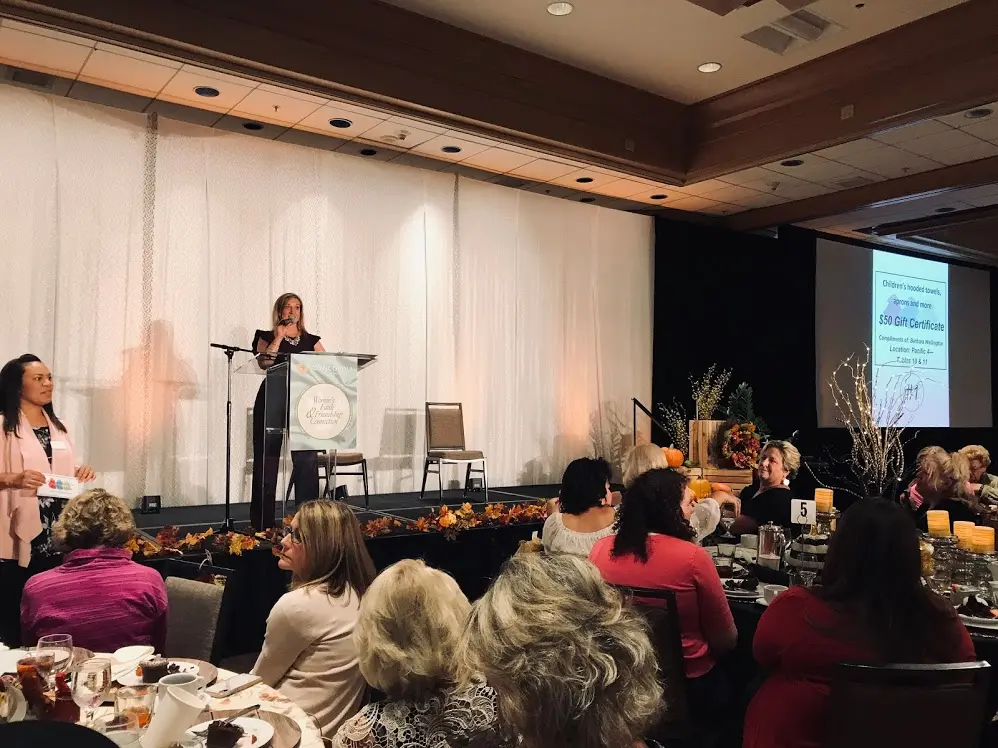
[0,86,653,506]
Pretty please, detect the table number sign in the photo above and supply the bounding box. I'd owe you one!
[791,499,817,525]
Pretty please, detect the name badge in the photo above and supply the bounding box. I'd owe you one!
[50,440,69,451]
[37,474,79,499]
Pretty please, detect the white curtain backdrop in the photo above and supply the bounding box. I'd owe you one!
[0,85,653,507]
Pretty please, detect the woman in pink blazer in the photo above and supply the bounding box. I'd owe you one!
[0,355,96,566]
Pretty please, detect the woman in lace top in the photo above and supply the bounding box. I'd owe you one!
[332,559,505,748]
[541,458,617,556]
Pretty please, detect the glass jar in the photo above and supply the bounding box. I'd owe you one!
[927,534,957,599]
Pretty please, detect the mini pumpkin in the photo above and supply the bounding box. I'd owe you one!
[710,482,732,494]
[689,476,713,500]
[662,446,685,468]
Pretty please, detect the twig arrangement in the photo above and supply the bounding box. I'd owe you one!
[690,364,731,421]
[828,347,914,497]
[655,399,689,458]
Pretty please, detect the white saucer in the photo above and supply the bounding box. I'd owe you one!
[755,597,770,607]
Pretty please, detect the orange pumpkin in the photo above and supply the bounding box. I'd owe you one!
[710,482,732,494]
[689,477,713,500]
[662,447,685,468]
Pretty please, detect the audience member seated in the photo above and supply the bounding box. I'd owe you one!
[332,559,504,748]
[541,458,617,556]
[959,444,998,506]
[730,440,799,536]
[20,489,167,652]
[589,469,736,713]
[622,443,670,489]
[462,553,662,748]
[252,500,376,738]
[903,446,979,530]
[743,499,975,748]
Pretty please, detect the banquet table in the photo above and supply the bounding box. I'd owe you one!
[92,667,323,748]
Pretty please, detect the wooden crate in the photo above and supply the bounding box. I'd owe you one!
[688,419,725,468]
[702,468,753,493]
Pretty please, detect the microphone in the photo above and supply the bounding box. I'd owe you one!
[278,317,295,326]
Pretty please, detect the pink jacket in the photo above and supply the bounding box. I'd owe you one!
[0,411,77,567]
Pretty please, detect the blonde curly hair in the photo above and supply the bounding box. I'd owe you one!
[916,446,970,501]
[355,559,471,700]
[461,553,662,748]
[54,489,136,551]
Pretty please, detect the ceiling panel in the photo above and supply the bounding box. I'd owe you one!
[549,168,622,190]
[78,49,177,97]
[895,128,982,157]
[297,104,384,138]
[813,138,885,161]
[230,87,325,126]
[936,102,998,128]
[595,179,658,198]
[158,67,256,113]
[412,134,491,161]
[961,117,998,142]
[384,115,447,135]
[932,141,998,165]
[831,145,943,178]
[460,147,536,172]
[509,159,578,181]
[361,119,438,148]
[0,25,92,77]
[870,118,953,145]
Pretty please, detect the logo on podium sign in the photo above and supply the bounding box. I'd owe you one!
[289,354,358,451]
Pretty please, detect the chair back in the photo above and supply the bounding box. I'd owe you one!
[164,575,227,663]
[426,402,467,450]
[823,661,991,748]
[0,721,117,747]
[611,585,690,730]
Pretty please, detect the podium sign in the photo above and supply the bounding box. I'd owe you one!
[288,353,358,451]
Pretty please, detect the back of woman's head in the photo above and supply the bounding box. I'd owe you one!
[916,446,969,500]
[293,500,376,597]
[54,489,135,551]
[355,559,470,700]
[622,444,669,488]
[462,553,661,748]
[612,468,694,562]
[818,498,958,662]
[559,457,611,514]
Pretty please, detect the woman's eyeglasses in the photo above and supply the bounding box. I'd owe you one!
[281,527,303,544]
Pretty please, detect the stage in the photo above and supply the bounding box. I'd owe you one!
[131,484,560,533]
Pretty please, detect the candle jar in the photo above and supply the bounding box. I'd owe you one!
[927,534,957,599]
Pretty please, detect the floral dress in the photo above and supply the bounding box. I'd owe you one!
[31,426,63,557]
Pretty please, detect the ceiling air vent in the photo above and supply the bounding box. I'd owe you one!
[2,65,58,91]
[682,0,815,17]
[743,9,840,55]
[832,175,877,190]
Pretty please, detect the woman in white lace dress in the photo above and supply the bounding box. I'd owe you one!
[331,559,505,748]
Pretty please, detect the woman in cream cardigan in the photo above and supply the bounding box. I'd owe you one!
[253,500,377,737]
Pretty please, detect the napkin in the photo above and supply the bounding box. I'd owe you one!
[141,686,207,748]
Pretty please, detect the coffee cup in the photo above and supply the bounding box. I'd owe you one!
[740,534,759,550]
[718,543,736,558]
[158,672,205,696]
[762,584,788,604]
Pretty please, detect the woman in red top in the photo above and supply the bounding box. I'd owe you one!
[589,468,736,713]
[743,499,975,748]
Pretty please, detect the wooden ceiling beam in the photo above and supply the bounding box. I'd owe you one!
[722,155,998,232]
[688,0,998,180]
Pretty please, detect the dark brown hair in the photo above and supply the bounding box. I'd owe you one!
[612,468,694,562]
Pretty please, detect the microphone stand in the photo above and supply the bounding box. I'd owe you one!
[210,343,255,532]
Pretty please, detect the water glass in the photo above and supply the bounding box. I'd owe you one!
[115,685,155,728]
[35,633,73,685]
[72,657,112,725]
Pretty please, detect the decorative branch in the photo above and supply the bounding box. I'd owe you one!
[655,399,689,458]
[828,347,915,498]
[690,364,731,421]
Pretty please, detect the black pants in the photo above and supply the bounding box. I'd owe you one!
[251,384,319,529]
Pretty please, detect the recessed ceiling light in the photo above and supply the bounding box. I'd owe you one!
[697,62,722,74]
[441,145,462,154]
[194,86,219,98]
[546,2,573,16]
[328,118,353,129]
[650,194,668,200]
[780,158,805,167]
[965,108,994,120]
[359,148,378,157]
[242,121,264,131]
[579,197,595,203]
[934,207,956,213]
[576,176,594,183]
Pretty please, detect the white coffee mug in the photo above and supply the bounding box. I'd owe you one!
[158,672,205,696]
[762,584,788,604]
[740,534,759,550]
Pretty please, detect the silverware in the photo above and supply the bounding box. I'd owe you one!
[192,704,260,737]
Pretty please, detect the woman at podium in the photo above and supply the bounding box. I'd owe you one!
[251,293,325,529]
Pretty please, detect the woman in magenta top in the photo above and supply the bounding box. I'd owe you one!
[743,499,975,748]
[589,468,736,683]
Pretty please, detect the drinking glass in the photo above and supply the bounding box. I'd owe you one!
[72,657,112,725]
[115,685,155,728]
[35,634,73,685]
[93,712,142,747]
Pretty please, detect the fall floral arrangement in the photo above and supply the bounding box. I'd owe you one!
[720,422,761,469]
[126,525,260,559]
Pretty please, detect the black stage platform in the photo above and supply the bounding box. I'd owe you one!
[132,484,560,533]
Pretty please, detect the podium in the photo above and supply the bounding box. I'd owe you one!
[237,351,377,528]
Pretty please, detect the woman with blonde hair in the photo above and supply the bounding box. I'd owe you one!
[20,489,167,652]
[731,440,800,536]
[463,553,662,748]
[253,500,376,737]
[905,446,979,532]
[959,444,998,505]
[250,292,326,529]
[332,560,503,748]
